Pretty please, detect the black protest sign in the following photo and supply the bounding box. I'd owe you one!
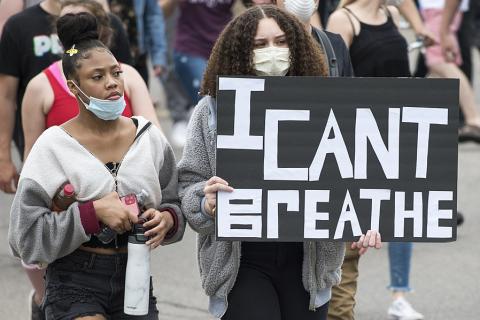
[215,76,458,242]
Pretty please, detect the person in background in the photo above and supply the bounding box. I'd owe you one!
[0,5,63,314]
[0,0,111,36]
[442,0,478,81]
[439,0,473,224]
[276,0,353,77]
[419,0,480,143]
[395,0,436,45]
[0,3,62,317]
[0,0,61,196]
[311,0,431,32]
[0,0,25,36]
[441,0,464,60]
[157,0,192,137]
[273,2,359,320]
[315,0,339,28]
[109,0,168,85]
[328,1,424,319]
[167,0,235,147]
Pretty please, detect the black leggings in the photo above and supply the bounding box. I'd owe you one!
[222,242,329,320]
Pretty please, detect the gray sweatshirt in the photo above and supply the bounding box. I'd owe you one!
[9,116,185,266]
[178,96,346,318]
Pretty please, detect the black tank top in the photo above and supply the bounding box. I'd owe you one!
[344,7,410,78]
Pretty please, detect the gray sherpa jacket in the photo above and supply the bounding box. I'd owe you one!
[9,116,185,266]
[178,96,346,318]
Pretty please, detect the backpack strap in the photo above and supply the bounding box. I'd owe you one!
[313,28,339,77]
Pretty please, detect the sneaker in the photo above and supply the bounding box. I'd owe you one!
[171,120,188,148]
[29,290,45,320]
[459,124,480,143]
[388,297,424,320]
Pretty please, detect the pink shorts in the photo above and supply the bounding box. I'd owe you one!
[421,8,463,67]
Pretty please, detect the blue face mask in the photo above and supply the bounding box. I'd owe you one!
[71,81,126,121]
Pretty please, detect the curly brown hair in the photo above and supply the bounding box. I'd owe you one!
[200,4,329,97]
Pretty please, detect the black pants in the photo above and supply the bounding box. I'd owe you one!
[222,242,329,320]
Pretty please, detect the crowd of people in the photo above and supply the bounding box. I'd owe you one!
[0,0,477,320]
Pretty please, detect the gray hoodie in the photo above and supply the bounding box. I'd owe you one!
[9,117,185,266]
[178,96,346,318]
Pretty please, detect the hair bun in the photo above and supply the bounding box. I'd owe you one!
[57,13,100,50]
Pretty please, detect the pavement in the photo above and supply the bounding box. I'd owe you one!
[0,40,479,320]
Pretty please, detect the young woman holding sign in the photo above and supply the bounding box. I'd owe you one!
[328,1,425,319]
[178,5,381,320]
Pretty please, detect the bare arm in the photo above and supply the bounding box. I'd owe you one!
[22,74,51,160]
[0,0,23,36]
[0,74,20,193]
[440,0,461,61]
[397,0,422,30]
[441,0,461,32]
[397,0,436,45]
[122,64,162,129]
[326,10,355,47]
[158,0,178,19]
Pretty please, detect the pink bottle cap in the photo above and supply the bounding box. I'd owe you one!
[63,184,75,197]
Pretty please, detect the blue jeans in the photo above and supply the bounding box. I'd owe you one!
[173,51,207,106]
[388,242,413,292]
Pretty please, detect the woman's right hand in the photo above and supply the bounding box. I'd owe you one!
[416,26,436,47]
[93,192,138,234]
[203,176,234,217]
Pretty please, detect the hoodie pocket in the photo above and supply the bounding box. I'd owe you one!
[316,241,345,288]
[198,236,236,297]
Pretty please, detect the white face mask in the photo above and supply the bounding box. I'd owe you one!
[284,0,318,23]
[253,46,290,76]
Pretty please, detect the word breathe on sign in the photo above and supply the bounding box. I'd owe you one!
[215,77,458,242]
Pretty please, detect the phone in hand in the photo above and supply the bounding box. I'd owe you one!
[120,194,140,217]
[96,193,143,244]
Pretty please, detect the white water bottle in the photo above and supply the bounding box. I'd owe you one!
[124,220,150,315]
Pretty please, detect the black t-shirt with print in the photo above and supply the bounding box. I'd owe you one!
[0,4,62,155]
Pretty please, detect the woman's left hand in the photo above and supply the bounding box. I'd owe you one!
[351,230,382,256]
[141,208,174,249]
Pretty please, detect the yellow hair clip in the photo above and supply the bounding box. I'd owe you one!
[66,45,78,56]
